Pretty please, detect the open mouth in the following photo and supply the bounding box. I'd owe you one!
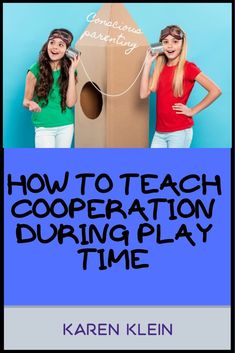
[166,50,175,54]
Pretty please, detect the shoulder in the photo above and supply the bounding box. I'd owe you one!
[184,61,202,80]
[185,61,201,72]
[28,62,40,79]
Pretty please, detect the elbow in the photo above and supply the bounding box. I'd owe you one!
[208,87,222,101]
[66,99,77,108]
[217,88,222,97]
[66,94,78,108]
[140,91,150,99]
[66,103,74,108]
[214,87,222,99]
[23,99,28,109]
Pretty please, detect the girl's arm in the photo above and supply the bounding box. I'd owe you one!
[23,71,41,112]
[140,50,157,99]
[66,55,80,108]
[172,72,222,116]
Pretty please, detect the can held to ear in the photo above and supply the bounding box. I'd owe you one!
[65,47,81,60]
[150,42,164,55]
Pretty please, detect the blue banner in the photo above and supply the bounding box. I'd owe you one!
[4,148,231,305]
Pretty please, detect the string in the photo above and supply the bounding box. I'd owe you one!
[79,51,149,97]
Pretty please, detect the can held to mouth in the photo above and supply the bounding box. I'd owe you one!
[150,42,164,55]
[65,47,81,59]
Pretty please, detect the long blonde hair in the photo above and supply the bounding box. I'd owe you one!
[150,31,187,97]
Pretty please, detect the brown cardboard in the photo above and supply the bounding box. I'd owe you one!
[75,3,149,147]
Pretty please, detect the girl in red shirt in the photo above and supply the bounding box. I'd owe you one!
[140,25,222,148]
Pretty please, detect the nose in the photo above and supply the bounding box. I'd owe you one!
[163,43,172,50]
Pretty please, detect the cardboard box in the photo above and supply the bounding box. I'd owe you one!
[75,3,149,147]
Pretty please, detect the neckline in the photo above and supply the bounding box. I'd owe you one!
[166,63,178,68]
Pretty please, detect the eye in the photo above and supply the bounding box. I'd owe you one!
[49,40,54,45]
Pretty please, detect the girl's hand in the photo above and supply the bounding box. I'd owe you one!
[28,101,41,112]
[172,103,193,117]
[144,48,159,66]
[69,54,80,73]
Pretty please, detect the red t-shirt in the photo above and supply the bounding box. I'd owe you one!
[156,61,201,132]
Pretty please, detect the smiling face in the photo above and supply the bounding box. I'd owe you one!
[162,35,183,64]
[47,37,67,62]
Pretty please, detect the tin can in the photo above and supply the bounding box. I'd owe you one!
[150,42,164,55]
[65,47,81,60]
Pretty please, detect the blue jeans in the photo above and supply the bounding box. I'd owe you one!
[35,124,74,148]
[151,128,193,148]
